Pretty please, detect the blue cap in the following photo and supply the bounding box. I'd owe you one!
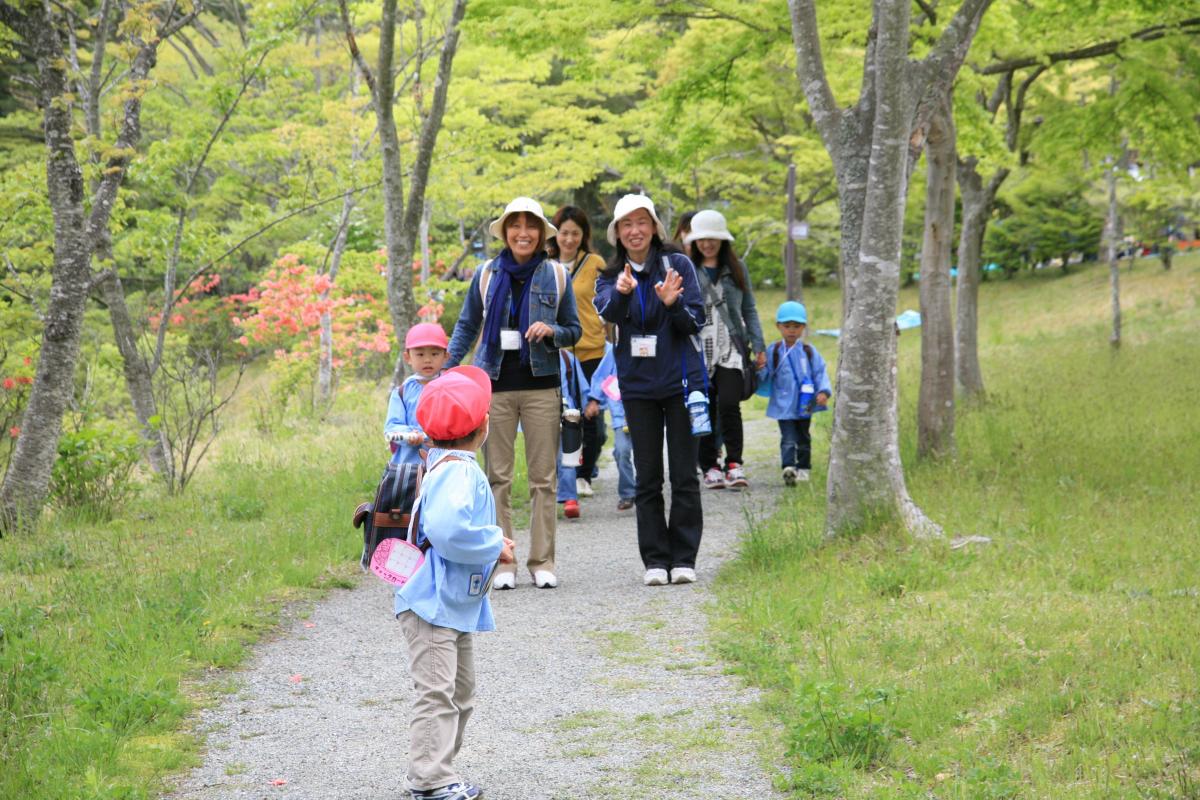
[776,301,808,324]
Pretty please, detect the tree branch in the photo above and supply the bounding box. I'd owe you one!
[979,17,1200,75]
[336,0,378,102]
[914,0,937,26]
[786,0,842,159]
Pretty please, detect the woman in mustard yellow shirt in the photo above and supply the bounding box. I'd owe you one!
[548,206,608,498]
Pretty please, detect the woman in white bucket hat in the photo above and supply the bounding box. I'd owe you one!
[594,193,707,587]
[447,196,582,590]
[685,209,766,491]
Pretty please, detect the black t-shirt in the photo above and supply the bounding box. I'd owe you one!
[491,278,559,393]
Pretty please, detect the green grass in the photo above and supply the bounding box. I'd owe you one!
[0,387,381,799]
[715,254,1200,799]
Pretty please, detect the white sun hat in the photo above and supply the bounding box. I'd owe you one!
[489,196,558,242]
[606,193,669,246]
[683,209,735,245]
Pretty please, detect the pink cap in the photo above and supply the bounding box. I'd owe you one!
[404,323,449,350]
[416,366,492,441]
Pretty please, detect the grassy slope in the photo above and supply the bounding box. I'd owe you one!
[715,255,1200,799]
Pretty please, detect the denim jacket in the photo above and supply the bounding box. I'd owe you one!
[447,259,582,380]
[696,263,766,353]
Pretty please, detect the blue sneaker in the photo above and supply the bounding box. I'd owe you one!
[409,782,483,800]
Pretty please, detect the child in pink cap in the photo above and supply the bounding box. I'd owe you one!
[397,366,514,800]
[385,323,450,464]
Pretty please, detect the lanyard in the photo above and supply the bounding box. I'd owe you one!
[635,276,650,332]
[680,345,709,395]
[784,342,809,410]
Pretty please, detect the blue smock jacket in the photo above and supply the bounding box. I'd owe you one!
[756,340,833,420]
[394,449,505,633]
[593,250,707,401]
[585,345,626,429]
[384,375,433,465]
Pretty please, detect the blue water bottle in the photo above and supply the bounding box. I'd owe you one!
[687,390,712,437]
[799,382,815,415]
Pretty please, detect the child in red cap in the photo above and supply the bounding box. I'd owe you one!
[385,323,450,465]
[396,366,514,800]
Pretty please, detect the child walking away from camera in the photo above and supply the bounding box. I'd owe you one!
[583,343,636,511]
[396,366,515,800]
[556,349,588,519]
[385,323,450,465]
[757,302,832,486]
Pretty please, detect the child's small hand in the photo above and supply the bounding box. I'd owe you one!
[815,392,830,406]
[584,399,600,419]
[498,537,516,564]
[406,431,426,446]
[756,351,767,370]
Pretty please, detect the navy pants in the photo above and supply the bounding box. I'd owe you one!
[624,395,703,570]
[778,418,812,470]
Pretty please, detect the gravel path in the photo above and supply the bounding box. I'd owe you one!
[164,415,785,799]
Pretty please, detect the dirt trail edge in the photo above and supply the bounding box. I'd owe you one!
[165,415,787,799]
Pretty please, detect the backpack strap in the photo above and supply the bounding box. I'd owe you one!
[477,259,495,318]
[407,455,467,550]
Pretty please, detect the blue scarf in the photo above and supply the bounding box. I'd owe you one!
[482,248,544,365]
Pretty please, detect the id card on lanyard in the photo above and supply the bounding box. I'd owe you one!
[631,278,657,358]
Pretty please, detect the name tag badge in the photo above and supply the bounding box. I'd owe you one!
[631,335,658,358]
[801,383,815,394]
[500,329,522,350]
[469,573,483,596]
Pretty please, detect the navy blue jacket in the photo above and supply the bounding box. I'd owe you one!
[593,250,707,401]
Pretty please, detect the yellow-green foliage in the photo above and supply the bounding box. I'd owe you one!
[716,255,1200,799]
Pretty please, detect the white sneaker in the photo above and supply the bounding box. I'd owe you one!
[796,469,811,482]
[492,572,516,590]
[703,467,725,489]
[576,478,594,498]
[669,567,696,584]
[643,568,669,586]
[782,466,798,486]
[533,570,558,589]
[724,463,748,490]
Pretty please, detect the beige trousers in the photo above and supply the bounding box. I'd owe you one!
[398,611,475,790]
[484,387,560,575]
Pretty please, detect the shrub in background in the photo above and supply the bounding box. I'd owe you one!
[51,420,141,520]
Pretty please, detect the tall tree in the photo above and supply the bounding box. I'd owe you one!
[787,0,992,537]
[0,0,198,531]
[916,97,956,458]
[339,0,467,383]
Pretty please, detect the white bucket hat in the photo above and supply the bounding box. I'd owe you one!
[489,196,557,243]
[606,193,669,246]
[683,209,735,245]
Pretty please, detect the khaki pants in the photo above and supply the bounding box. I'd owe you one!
[484,387,560,576]
[398,611,475,790]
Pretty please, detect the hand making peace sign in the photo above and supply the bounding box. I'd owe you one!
[654,267,683,307]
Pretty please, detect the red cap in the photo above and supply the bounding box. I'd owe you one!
[416,366,492,441]
[405,323,449,351]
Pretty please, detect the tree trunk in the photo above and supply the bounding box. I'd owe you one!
[1104,163,1121,349]
[917,98,956,459]
[99,269,172,477]
[954,158,1008,398]
[341,0,466,386]
[318,190,355,406]
[784,163,802,302]
[419,198,432,285]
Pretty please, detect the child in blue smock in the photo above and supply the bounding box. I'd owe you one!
[556,349,589,519]
[583,344,636,511]
[757,301,832,485]
[397,366,514,800]
[385,323,450,465]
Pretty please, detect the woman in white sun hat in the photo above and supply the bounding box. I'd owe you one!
[593,193,707,588]
[685,209,766,491]
[447,197,582,590]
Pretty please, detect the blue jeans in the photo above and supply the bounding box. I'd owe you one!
[612,425,635,501]
[557,449,578,502]
[778,418,812,469]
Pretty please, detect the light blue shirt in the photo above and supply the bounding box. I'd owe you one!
[757,340,832,420]
[559,350,588,412]
[585,345,626,429]
[394,449,505,632]
[384,375,433,465]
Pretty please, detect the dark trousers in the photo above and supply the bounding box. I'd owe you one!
[624,395,703,570]
[697,366,745,469]
[778,418,812,469]
[576,357,606,482]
